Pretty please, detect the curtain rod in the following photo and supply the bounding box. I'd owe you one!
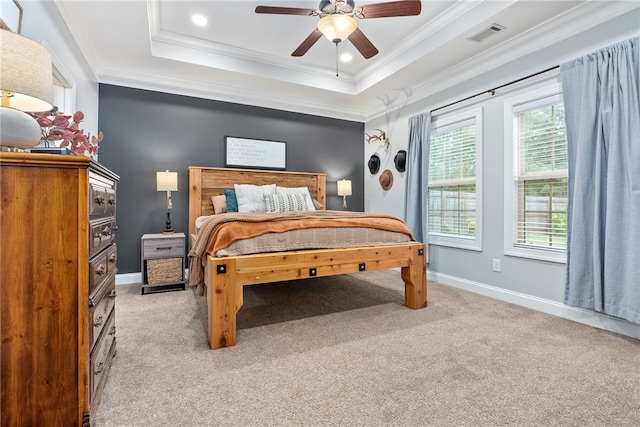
[430,65,560,114]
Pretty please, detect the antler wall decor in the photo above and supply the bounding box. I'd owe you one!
[365,129,389,151]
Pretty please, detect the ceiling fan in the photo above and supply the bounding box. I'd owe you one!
[255,0,422,59]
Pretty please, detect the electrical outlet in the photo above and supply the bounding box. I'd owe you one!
[492,258,501,272]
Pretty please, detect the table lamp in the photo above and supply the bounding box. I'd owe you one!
[337,179,352,209]
[0,29,53,150]
[157,170,178,234]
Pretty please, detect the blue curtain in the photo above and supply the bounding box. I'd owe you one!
[561,37,640,324]
[404,112,431,243]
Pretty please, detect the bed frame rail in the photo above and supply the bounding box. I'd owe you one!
[204,243,427,349]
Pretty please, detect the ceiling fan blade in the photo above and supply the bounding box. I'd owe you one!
[292,29,323,57]
[255,6,317,16]
[356,1,422,19]
[348,28,379,59]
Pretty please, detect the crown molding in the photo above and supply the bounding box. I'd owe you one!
[363,0,640,121]
[98,66,366,122]
[52,0,103,78]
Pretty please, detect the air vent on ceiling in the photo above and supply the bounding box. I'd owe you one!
[467,24,506,43]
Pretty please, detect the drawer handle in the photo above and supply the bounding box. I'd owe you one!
[95,194,105,205]
[109,289,116,298]
[93,232,101,239]
[93,315,104,327]
[96,265,106,275]
[101,226,111,236]
[108,196,116,205]
[94,362,104,375]
[109,254,117,263]
[109,326,116,335]
[157,246,172,250]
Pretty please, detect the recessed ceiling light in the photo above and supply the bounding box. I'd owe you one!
[340,52,353,62]
[192,14,207,26]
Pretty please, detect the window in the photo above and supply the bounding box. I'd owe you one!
[503,81,567,262]
[42,41,75,115]
[52,64,74,114]
[428,108,482,250]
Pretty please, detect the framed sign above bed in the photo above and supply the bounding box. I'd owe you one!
[225,136,286,170]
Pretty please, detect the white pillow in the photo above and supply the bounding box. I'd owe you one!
[264,193,308,213]
[275,186,315,211]
[234,184,276,213]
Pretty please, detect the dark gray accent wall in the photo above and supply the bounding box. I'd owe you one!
[97,84,364,273]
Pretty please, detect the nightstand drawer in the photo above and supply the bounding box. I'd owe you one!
[143,238,184,258]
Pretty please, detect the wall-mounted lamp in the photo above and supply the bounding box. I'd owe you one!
[0,29,53,150]
[157,170,178,234]
[337,179,352,209]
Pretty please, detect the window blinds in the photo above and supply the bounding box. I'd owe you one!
[513,97,568,249]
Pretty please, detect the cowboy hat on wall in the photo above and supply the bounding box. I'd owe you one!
[394,150,406,173]
[379,169,393,191]
[368,153,381,175]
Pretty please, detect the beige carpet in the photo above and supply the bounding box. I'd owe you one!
[94,270,640,426]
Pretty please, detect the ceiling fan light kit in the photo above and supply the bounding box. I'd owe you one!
[317,14,358,43]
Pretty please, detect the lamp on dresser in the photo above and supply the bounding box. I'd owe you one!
[157,170,178,234]
[0,29,53,150]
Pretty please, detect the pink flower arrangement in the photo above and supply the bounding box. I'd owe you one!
[29,110,104,156]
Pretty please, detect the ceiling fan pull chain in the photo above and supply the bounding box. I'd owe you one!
[335,42,339,77]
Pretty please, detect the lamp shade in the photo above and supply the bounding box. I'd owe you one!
[0,30,53,112]
[157,171,178,192]
[317,14,357,43]
[337,179,352,196]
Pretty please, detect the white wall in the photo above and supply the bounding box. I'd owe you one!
[364,11,640,339]
[18,1,98,136]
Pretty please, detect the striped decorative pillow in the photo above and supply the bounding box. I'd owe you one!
[264,193,308,213]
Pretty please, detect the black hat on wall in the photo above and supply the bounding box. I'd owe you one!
[394,150,406,172]
[368,153,381,174]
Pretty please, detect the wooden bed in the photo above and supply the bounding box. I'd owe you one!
[188,166,427,349]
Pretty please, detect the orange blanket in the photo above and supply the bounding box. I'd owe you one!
[188,210,414,290]
[207,215,412,255]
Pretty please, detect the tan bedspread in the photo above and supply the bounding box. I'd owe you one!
[188,210,414,290]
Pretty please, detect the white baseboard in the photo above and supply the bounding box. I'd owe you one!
[428,271,640,340]
[116,268,639,339]
[115,268,189,286]
[115,272,141,285]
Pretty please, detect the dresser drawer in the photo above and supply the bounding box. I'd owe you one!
[90,311,116,404]
[89,170,117,219]
[105,244,118,274]
[143,238,184,258]
[90,217,116,258]
[89,183,108,217]
[89,273,116,351]
[89,251,108,294]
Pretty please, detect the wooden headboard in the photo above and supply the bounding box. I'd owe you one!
[188,166,327,235]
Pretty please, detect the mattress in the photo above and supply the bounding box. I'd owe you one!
[188,210,416,287]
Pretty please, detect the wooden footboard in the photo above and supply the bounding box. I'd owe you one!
[204,242,427,349]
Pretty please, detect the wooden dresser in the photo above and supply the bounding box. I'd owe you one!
[0,152,119,426]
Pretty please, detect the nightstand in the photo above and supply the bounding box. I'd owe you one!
[141,233,186,294]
